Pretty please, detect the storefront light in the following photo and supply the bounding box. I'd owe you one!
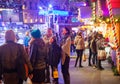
[115,19,118,22]
[14,28,18,32]
[99,19,102,22]
[39,7,43,10]
[4,27,7,30]
[49,4,53,8]
[24,19,27,23]
[40,18,43,23]
[30,19,33,23]
[35,19,38,22]
[106,18,110,22]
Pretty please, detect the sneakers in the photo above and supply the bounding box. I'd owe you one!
[79,65,83,68]
[88,64,92,66]
[98,67,104,70]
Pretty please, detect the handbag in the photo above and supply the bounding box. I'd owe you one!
[16,44,28,81]
[53,68,59,79]
[97,50,106,61]
[82,53,87,62]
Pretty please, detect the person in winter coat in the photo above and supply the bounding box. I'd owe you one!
[97,34,105,70]
[87,33,93,66]
[29,29,47,84]
[74,31,85,67]
[60,27,71,84]
[48,36,61,84]
[0,30,33,84]
[43,28,53,83]
[90,34,98,68]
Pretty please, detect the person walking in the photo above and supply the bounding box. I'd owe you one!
[0,30,33,84]
[29,29,47,84]
[60,27,71,84]
[74,31,85,67]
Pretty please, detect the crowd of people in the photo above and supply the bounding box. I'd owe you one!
[0,27,107,84]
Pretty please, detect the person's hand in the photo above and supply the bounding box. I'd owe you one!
[29,74,33,79]
[0,80,2,83]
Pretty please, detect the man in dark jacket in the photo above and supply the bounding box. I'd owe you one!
[0,30,33,84]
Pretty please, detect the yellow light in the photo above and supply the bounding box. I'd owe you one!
[115,19,118,22]
[106,18,110,22]
[99,19,102,22]
[30,19,33,23]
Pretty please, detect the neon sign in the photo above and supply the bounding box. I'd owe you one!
[39,10,69,16]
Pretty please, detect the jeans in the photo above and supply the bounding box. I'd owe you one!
[88,48,92,65]
[75,49,84,67]
[92,52,97,66]
[62,56,70,84]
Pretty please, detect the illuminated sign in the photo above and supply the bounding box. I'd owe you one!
[39,10,69,16]
[51,10,69,16]
[39,10,48,15]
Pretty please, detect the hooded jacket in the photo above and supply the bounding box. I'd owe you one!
[30,38,47,70]
[74,35,85,50]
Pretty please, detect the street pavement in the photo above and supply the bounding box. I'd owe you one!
[57,57,120,84]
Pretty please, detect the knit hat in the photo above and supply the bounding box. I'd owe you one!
[31,29,41,38]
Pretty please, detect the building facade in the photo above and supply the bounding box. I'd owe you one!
[22,0,45,24]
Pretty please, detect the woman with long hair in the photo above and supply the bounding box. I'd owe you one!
[60,27,71,84]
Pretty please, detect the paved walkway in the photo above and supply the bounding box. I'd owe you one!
[58,58,120,84]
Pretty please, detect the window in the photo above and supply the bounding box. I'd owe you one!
[35,3,38,10]
[29,2,32,9]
